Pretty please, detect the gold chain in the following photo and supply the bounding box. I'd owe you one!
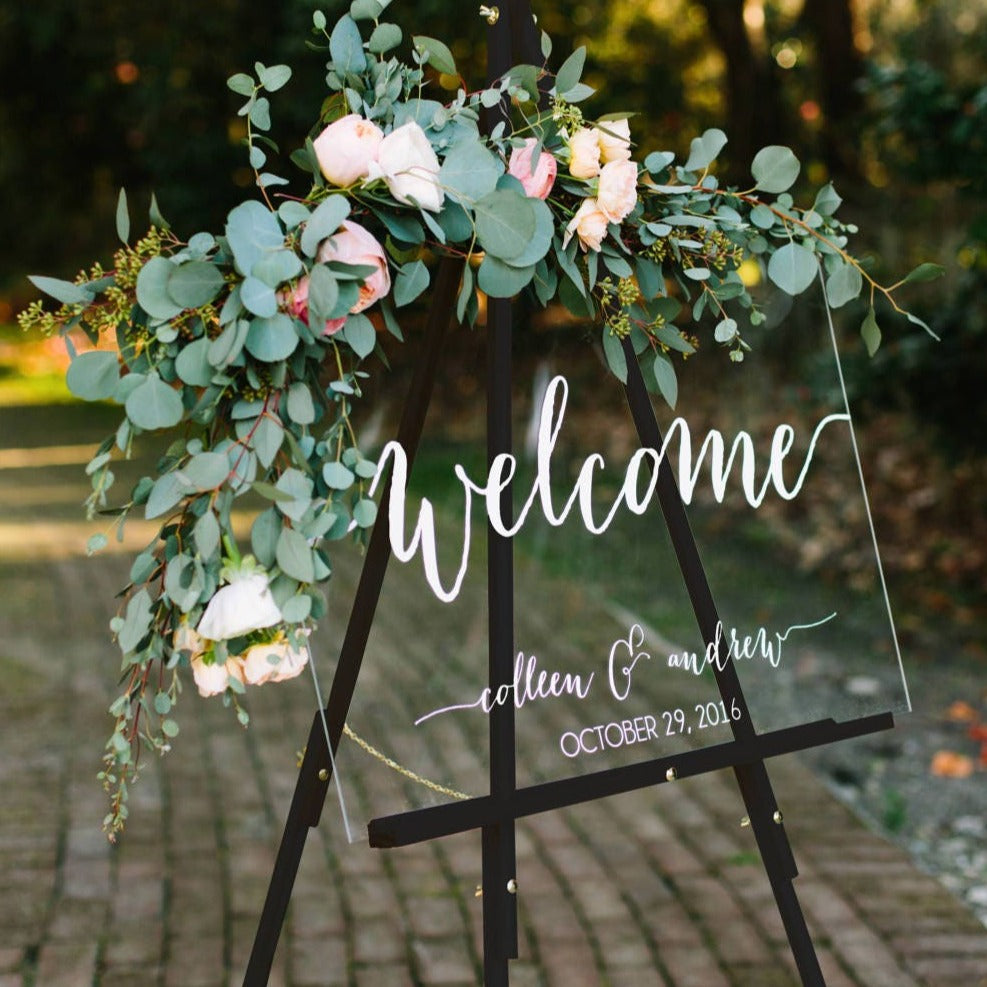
[342,723,472,802]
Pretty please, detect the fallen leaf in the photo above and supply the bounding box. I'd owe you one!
[930,750,975,778]
[968,725,987,742]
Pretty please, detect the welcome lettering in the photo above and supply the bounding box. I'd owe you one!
[364,375,848,603]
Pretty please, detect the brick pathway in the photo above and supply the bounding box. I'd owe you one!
[2,440,987,986]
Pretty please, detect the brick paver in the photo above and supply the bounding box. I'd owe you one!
[2,440,987,987]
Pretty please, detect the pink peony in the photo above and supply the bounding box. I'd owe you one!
[507,139,557,200]
[312,114,384,187]
[567,127,601,179]
[280,221,390,336]
[596,159,638,224]
[563,198,609,252]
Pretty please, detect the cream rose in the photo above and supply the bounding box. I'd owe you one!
[596,118,632,164]
[368,121,443,212]
[197,571,282,641]
[567,127,601,179]
[563,198,609,252]
[507,138,557,200]
[190,654,246,698]
[596,159,638,224]
[313,114,384,187]
[242,634,310,685]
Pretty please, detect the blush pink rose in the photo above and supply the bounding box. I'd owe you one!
[508,139,557,200]
[313,114,384,187]
[596,118,632,164]
[563,198,609,252]
[596,159,638,224]
[567,127,601,179]
[280,221,391,336]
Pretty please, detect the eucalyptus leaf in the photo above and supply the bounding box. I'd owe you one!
[331,14,367,74]
[136,257,182,320]
[245,314,299,362]
[825,262,863,309]
[438,141,502,205]
[194,510,221,559]
[241,276,279,317]
[276,527,316,583]
[683,129,727,172]
[343,313,377,358]
[251,507,281,568]
[180,452,229,490]
[861,307,881,356]
[252,415,284,469]
[287,382,315,425]
[601,330,627,383]
[168,261,225,309]
[473,190,536,261]
[554,46,586,96]
[767,242,818,296]
[901,263,946,286]
[477,255,536,298]
[751,145,801,194]
[225,200,284,277]
[125,373,184,430]
[115,188,130,245]
[66,351,120,401]
[368,22,402,54]
[301,196,351,257]
[393,260,430,307]
[412,35,457,75]
[28,275,94,306]
[651,353,678,409]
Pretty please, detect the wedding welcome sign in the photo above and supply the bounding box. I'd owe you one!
[336,304,909,833]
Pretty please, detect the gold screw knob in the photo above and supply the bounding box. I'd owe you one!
[474,885,483,898]
[318,768,329,782]
[740,815,751,828]
[479,5,500,25]
[665,767,677,782]
[507,878,518,894]
[773,810,784,825]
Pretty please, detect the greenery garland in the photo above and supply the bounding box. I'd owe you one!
[19,1,941,838]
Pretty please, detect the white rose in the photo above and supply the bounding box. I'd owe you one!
[368,122,443,212]
[197,571,282,641]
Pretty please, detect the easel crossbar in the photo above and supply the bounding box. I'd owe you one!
[368,711,894,848]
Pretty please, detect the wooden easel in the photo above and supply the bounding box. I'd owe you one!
[244,4,895,983]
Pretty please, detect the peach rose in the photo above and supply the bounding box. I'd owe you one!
[567,127,601,179]
[242,633,310,685]
[190,654,246,698]
[596,118,632,164]
[507,139,557,200]
[596,159,638,224]
[563,198,609,252]
[367,121,443,212]
[313,114,384,187]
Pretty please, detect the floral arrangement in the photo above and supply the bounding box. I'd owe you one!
[19,0,940,837]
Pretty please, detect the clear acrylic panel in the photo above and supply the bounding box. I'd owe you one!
[319,305,910,835]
